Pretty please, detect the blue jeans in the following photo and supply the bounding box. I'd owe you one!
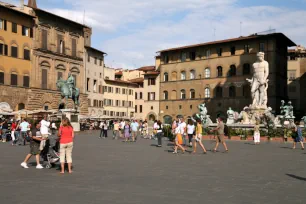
[17,131,27,145]
[1,129,7,140]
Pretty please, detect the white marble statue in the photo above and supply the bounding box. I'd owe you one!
[239,107,250,124]
[226,107,235,125]
[246,52,269,109]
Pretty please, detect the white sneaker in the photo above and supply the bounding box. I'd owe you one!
[36,164,44,169]
[21,162,29,168]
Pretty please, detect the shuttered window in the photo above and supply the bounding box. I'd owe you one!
[11,46,18,58]
[57,72,63,80]
[42,69,48,89]
[72,38,77,57]
[11,74,17,86]
[57,35,65,54]
[23,76,29,87]
[0,72,4,84]
[72,74,77,87]
[0,43,3,55]
[12,22,17,33]
[42,30,48,50]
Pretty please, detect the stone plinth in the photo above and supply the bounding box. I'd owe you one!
[59,109,80,132]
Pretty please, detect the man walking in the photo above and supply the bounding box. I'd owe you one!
[40,115,50,150]
[130,120,139,142]
[211,117,229,152]
[18,119,29,146]
[113,121,120,140]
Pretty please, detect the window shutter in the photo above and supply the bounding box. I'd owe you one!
[11,74,18,86]
[42,30,47,50]
[0,43,3,55]
[42,69,48,89]
[23,76,30,87]
[4,20,7,30]
[30,28,33,38]
[72,38,76,57]
[0,72,4,84]
[4,45,8,55]
[62,40,65,54]
[57,34,61,53]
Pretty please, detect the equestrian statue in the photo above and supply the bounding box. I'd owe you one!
[56,72,80,110]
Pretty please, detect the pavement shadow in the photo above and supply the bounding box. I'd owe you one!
[150,144,158,147]
[244,143,255,145]
[286,174,306,181]
[280,147,292,149]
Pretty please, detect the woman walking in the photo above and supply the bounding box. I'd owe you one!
[58,118,74,174]
[193,120,207,154]
[173,123,186,154]
[292,121,304,150]
[156,120,163,147]
[254,121,260,145]
[124,121,131,142]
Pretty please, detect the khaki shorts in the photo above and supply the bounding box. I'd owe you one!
[216,135,224,143]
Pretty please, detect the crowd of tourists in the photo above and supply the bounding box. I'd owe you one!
[0,116,75,174]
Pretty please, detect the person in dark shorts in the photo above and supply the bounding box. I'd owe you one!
[20,122,45,169]
[211,117,229,152]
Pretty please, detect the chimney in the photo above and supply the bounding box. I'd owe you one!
[20,0,24,10]
[28,0,37,8]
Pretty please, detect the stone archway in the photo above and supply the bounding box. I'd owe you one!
[146,112,157,121]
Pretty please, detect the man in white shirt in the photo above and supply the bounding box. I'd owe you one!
[40,115,50,150]
[120,120,125,138]
[178,118,187,146]
[18,118,30,146]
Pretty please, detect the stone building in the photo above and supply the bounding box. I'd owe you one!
[14,0,91,114]
[287,45,306,116]
[85,46,106,118]
[102,67,138,119]
[157,33,296,123]
[0,2,35,112]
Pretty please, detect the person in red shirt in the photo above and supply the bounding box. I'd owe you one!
[58,117,74,174]
[11,120,17,145]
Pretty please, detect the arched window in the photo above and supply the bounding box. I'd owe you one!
[139,92,143,99]
[171,71,177,81]
[190,89,195,99]
[164,72,169,82]
[0,70,4,84]
[216,87,222,98]
[205,68,210,78]
[229,65,236,77]
[243,84,250,97]
[171,90,177,100]
[163,91,168,100]
[190,70,196,80]
[181,71,186,80]
[135,92,138,99]
[204,88,210,98]
[180,89,186,99]
[217,66,223,77]
[243,63,251,75]
[229,86,236,98]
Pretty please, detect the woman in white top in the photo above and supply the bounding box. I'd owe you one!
[187,120,195,147]
[173,125,186,154]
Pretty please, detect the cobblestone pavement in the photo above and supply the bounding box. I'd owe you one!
[0,130,305,204]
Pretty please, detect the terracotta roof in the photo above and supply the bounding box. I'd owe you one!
[143,71,160,75]
[104,79,138,86]
[115,71,123,75]
[128,78,144,83]
[137,66,155,71]
[157,33,296,53]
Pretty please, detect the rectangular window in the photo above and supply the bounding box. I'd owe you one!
[135,105,138,113]
[11,74,17,86]
[12,22,17,33]
[148,92,155,101]
[108,87,112,93]
[217,48,222,56]
[288,71,296,81]
[122,88,126,94]
[42,29,48,50]
[100,59,102,66]
[24,49,30,60]
[164,55,169,64]
[4,20,7,31]
[116,88,120,94]
[206,49,211,58]
[88,54,90,62]
[72,38,77,57]
[0,43,3,55]
[42,69,48,89]
[103,86,108,93]
[86,78,90,91]
[122,101,125,107]
[190,51,196,60]
[93,80,97,93]
[94,57,97,65]
[231,46,235,55]
[116,100,120,106]
[0,19,3,30]
[148,78,156,86]
[22,26,29,36]
[259,43,265,52]
[244,44,250,53]
[0,72,4,84]
[4,45,8,55]
[72,74,77,87]
[129,89,132,95]
[129,101,132,107]
[11,46,18,58]
[140,105,143,113]
[23,76,29,87]
[181,52,187,62]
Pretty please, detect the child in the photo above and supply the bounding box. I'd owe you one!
[254,121,260,145]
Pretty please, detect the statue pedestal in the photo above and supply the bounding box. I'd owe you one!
[59,109,80,132]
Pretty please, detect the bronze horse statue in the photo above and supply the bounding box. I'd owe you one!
[56,79,80,110]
